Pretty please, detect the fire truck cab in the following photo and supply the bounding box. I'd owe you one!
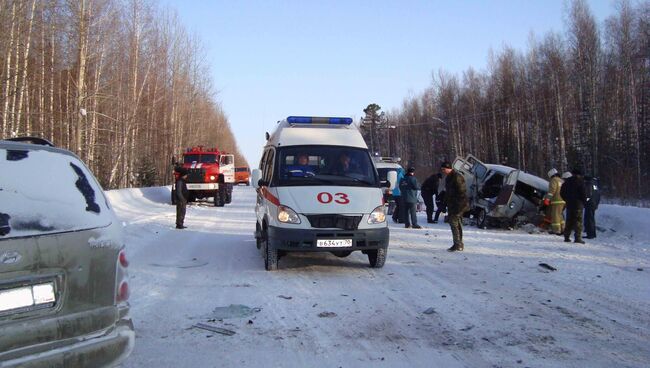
[172,146,235,207]
[252,116,398,271]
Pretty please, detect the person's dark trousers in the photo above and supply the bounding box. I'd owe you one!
[392,196,402,223]
[584,204,597,238]
[176,199,187,227]
[448,213,463,247]
[564,204,584,241]
[422,191,434,222]
[403,202,418,227]
[433,202,446,222]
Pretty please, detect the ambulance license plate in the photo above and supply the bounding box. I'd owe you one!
[317,239,352,248]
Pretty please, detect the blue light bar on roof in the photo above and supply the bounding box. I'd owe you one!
[287,116,353,125]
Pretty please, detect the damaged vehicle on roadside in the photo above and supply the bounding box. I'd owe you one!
[0,137,134,367]
[452,154,549,229]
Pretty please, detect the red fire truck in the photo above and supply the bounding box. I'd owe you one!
[171,146,235,206]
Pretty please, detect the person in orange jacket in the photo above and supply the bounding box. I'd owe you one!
[544,168,565,235]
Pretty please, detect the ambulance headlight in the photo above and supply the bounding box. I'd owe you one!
[368,206,386,224]
[278,206,301,224]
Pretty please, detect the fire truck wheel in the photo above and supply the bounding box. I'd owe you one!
[171,189,177,205]
[213,190,224,207]
[367,248,387,268]
[225,190,232,204]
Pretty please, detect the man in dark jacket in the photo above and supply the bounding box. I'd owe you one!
[560,168,587,243]
[442,162,469,251]
[583,176,601,239]
[420,170,440,224]
[175,167,189,229]
[400,167,422,229]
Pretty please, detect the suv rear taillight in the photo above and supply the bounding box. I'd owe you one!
[117,281,130,302]
[119,250,129,267]
[116,249,130,303]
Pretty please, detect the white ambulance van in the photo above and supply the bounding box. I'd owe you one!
[252,116,397,270]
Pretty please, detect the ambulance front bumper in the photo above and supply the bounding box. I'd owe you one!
[267,225,389,251]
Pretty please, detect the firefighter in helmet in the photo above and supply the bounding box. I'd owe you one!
[544,168,565,236]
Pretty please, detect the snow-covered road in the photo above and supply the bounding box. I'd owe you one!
[109,186,650,368]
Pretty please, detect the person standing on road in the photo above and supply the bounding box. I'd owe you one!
[561,168,587,243]
[442,162,469,251]
[583,176,601,239]
[400,167,422,229]
[175,167,189,229]
[433,167,446,223]
[391,167,406,223]
[544,168,565,236]
[421,169,440,224]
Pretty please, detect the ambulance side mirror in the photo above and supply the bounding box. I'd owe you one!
[386,170,398,189]
[251,169,262,189]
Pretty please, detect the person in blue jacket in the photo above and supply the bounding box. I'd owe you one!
[391,167,406,223]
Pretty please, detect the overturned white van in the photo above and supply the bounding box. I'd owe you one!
[453,154,549,228]
[252,116,397,270]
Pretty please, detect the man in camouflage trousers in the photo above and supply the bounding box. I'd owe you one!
[544,168,565,235]
[441,162,469,252]
[561,168,587,244]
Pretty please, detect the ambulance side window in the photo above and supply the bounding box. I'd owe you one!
[262,149,275,185]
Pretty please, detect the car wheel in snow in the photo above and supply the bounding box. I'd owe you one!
[255,223,262,250]
[332,251,352,258]
[368,248,387,268]
[262,229,278,271]
[476,208,487,229]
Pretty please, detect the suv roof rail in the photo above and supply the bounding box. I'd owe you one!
[5,136,55,147]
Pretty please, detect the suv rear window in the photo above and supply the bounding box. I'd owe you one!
[0,147,112,239]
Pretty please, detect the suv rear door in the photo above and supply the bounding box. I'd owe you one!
[0,143,123,359]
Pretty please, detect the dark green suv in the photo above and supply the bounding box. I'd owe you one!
[0,139,134,367]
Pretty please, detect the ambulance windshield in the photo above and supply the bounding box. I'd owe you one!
[276,146,378,187]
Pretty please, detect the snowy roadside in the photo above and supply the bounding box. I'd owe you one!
[108,186,650,368]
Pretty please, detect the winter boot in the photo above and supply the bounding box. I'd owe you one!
[447,244,464,252]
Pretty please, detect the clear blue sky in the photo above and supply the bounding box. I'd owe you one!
[161,0,614,166]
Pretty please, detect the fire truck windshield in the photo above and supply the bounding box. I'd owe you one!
[183,154,217,164]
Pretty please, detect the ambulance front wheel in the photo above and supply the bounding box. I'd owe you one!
[262,230,278,271]
[367,248,387,268]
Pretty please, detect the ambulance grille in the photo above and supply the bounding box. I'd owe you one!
[306,215,362,230]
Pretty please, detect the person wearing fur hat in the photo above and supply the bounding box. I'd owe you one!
[174,166,189,229]
[560,168,587,243]
[399,167,422,229]
[442,162,469,251]
[544,168,565,236]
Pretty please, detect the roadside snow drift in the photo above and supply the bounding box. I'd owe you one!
[107,186,650,368]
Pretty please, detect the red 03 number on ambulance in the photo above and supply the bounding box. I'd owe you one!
[317,192,350,204]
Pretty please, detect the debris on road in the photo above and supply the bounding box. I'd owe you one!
[423,307,436,315]
[318,311,337,318]
[278,295,293,300]
[212,304,261,319]
[539,263,557,271]
[193,323,236,336]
